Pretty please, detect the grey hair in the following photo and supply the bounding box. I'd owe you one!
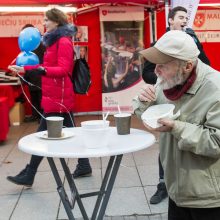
[177,58,198,68]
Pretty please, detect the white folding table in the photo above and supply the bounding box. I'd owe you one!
[18,127,155,220]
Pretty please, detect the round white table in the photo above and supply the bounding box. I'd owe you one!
[18,127,155,220]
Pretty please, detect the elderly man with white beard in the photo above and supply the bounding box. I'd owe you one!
[133,30,220,220]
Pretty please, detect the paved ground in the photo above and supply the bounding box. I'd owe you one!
[0,115,168,220]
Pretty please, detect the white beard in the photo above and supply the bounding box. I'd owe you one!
[157,70,187,90]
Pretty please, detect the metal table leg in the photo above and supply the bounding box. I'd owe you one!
[47,157,75,220]
[48,154,123,220]
[60,158,89,220]
[91,154,123,220]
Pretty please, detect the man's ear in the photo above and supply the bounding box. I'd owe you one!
[168,18,173,26]
[184,61,194,73]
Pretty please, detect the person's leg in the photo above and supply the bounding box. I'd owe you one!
[190,206,220,220]
[168,198,192,220]
[150,155,168,204]
[169,198,220,220]
[63,113,92,178]
[24,90,38,122]
[62,112,75,128]
[158,154,164,181]
[7,116,47,187]
[73,158,92,178]
[31,90,38,119]
[32,90,42,119]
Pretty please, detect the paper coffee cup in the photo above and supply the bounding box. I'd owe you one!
[114,113,131,135]
[46,116,64,138]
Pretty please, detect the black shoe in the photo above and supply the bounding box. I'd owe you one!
[150,182,168,204]
[72,164,92,179]
[7,165,37,187]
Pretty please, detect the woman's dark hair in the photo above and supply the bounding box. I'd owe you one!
[45,8,68,26]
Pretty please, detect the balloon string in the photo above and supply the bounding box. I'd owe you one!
[16,73,75,127]
[10,58,16,65]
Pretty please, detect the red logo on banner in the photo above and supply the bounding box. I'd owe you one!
[194,13,205,28]
[102,10,108,16]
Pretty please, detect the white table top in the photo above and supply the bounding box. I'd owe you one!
[18,127,155,158]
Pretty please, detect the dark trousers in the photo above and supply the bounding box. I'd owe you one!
[29,112,90,170]
[159,154,164,180]
[168,198,220,220]
[29,90,42,119]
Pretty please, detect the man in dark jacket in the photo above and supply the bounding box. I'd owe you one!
[142,6,210,205]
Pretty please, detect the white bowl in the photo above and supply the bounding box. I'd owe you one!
[81,120,110,129]
[141,104,175,128]
[81,127,110,148]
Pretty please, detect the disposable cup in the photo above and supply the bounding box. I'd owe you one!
[46,116,64,138]
[114,113,131,135]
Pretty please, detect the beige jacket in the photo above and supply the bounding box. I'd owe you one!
[133,60,220,208]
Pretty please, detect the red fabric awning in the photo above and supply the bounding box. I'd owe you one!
[0,0,163,6]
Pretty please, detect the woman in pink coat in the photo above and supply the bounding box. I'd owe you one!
[7,8,92,187]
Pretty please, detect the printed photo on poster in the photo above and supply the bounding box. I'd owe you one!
[73,26,88,42]
[101,21,144,93]
[100,6,144,113]
[74,45,88,61]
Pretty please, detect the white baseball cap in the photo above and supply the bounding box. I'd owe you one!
[139,30,200,64]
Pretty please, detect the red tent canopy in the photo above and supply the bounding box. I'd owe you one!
[0,0,219,6]
[0,0,163,6]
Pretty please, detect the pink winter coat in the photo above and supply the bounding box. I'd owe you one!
[25,36,74,113]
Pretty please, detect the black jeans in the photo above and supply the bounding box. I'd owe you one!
[29,112,90,170]
[159,154,164,180]
[168,198,220,220]
[29,90,42,119]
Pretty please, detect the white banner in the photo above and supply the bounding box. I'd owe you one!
[193,10,220,42]
[0,15,44,37]
[171,0,200,28]
[193,10,220,30]
[100,6,144,21]
[195,31,220,43]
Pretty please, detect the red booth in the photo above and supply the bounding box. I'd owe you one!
[0,0,164,113]
[0,97,9,141]
[0,0,219,133]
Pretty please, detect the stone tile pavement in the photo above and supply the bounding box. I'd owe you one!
[0,115,168,220]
